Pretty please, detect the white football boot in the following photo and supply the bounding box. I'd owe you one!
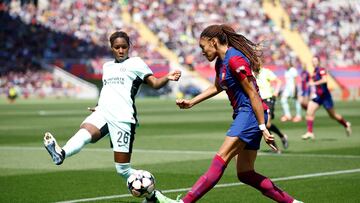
[301,132,315,140]
[44,132,64,165]
[155,191,183,203]
[345,122,352,136]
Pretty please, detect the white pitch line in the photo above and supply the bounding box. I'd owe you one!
[56,168,360,203]
[1,146,360,159]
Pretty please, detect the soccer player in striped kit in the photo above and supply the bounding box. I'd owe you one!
[301,57,351,140]
[299,63,311,110]
[156,24,302,203]
[43,31,181,203]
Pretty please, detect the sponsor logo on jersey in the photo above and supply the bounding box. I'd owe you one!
[103,77,125,85]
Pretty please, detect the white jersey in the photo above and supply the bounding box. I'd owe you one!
[97,57,153,124]
[284,67,298,93]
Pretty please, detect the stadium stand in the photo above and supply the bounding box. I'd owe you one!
[1,0,359,100]
[125,0,295,82]
[282,0,359,67]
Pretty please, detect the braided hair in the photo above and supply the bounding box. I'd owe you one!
[200,24,263,74]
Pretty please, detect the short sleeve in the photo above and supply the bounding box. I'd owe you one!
[134,57,153,80]
[319,68,327,76]
[228,56,252,81]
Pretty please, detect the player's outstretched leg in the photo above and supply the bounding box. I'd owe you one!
[238,170,295,203]
[155,191,182,203]
[43,132,65,165]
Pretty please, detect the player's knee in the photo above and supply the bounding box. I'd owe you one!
[115,163,133,180]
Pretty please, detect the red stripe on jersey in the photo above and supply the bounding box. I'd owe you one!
[228,56,251,81]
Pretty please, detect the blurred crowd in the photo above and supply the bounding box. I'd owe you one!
[127,0,294,68]
[1,0,359,99]
[283,0,360,67]
[1,0,163,74]
[0,70,76,100]
[1,0,163,98]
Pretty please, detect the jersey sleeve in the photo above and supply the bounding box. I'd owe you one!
[228,56,252,81]
[319,68,327,76]
[134,57,153,80]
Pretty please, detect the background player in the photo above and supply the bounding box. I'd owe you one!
[256,67,288,152]
[280,61,302,122]
[156,24,301,203]
[43,31,181,202]
[301,57,351,140]
[299,63,311,110]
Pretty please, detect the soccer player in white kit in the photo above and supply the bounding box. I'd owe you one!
[280,61,302,122]
[44,31,181,202]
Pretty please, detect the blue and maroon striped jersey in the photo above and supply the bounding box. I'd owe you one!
[301,69,310,93]
[313,66,330,96]
[215,47,268,117]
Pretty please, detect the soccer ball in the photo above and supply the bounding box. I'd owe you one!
[127,170,156,198]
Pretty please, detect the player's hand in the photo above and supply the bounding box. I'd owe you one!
[87,107,96,112]
[176,99,193,109]
[168,70,182,81]
[262,129,277,151]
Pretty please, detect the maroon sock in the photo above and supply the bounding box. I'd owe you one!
[337,118,347,127]
[307,119,313,133]
[238,170,294,203]
[182,155,227,203]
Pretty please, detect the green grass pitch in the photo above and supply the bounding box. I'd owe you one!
[0,98,359,202]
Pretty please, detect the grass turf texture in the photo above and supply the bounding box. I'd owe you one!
[0,98,359,202]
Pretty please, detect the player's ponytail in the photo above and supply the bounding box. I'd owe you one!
[200,24,263,74]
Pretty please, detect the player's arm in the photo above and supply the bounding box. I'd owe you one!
[176,76,222,109]
[240,77,276,151]
[145,70,181,89]
[230,56,275,150]
[312,75,327,85]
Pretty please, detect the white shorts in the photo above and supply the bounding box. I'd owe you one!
[82,110,135,153]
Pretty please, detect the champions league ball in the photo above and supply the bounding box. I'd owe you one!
[127,170,156,198]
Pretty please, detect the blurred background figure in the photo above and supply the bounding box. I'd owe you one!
[302,57,352,140]
[256,67,288,153]
[7,83,18,103]
[299,63,311,110]
[280,60,302,122]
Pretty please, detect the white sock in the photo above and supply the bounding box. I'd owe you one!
[281,96,291,117]
[295,100,302,117]
[62,128,91,158]
[115,163,137,180]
